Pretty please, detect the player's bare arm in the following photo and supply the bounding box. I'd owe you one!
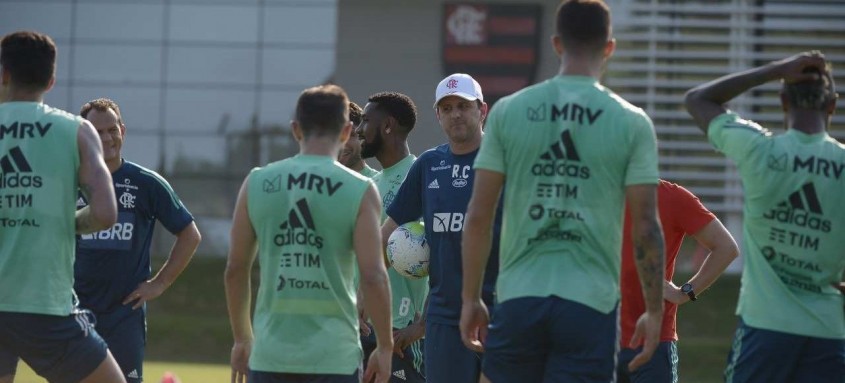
[76,119,117,234]
[123,221,202,310]
[685,51,828,133]
[224,177,258,383]
[625,184,665,372]
[460,169,504,353]
[665,219,738,304]
[355,184,393,383]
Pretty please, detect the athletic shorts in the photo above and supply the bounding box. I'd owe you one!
[249,368,362,383]
[0,309,108,383]
[361,325,425,383]
[95,306,146,383]
[617,341,678,383]
[483,296,618,383]
[424,321,482,383]
[724,318,845,383]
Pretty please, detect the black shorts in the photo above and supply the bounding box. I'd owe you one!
[361,325,425,383]
[0,309,108,383]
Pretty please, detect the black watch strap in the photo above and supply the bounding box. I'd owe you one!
[681,283,697,302]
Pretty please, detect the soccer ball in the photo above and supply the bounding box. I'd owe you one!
[387,222,429,279]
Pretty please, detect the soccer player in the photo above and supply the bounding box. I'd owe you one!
[617,180,739,383]
[0,31,123,383]
[356,92,428,382]
[460,1,666,381]
[685,51,845,382]
[339,101,379,178]
[225,84,393,383]
[75,98,202,383]
[381,73,500,383]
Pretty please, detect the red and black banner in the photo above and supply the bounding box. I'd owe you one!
[442,3,542,106]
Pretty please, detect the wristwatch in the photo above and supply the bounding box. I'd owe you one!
[680,283,697,302]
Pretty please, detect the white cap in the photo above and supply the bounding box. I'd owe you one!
[434,73,483,108]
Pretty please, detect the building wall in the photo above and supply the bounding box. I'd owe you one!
[335,0,569,160]
[0,0,338,171]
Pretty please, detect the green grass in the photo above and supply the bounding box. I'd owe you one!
[12,361,230,382]
[10,257,743,383]
[675,271,741,383]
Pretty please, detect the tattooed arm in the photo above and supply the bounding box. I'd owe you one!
[76,119,117,234]
[625,183,665,371]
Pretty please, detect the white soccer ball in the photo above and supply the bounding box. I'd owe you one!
[387,222,429,279]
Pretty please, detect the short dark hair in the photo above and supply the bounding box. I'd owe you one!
[349,101,363,126]
[368,92,417,132]
[783,65,836,111]
[555,0,611,54]
[80,98,124,123]
[0,30,57,91]
[295,84,350,138]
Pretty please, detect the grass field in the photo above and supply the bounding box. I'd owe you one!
[11,256,742,383]
[13,361,229,383]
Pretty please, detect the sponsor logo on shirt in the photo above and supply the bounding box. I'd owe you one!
[762,183,830,233]
[428,179,440,189]
[527,103,546,121]
[79,212,136,250]
[432,212,464,232]
[531,130,590,180]
[0,218,39,227]
[526,102,603,125]
[0,146,42,190]
[767,153,787,172]
[274,198,324,248]
[0,121,51,140]
[527,224,582,245]
[528,205,583,221]
[430,160,451,172]
[760,246,823,293]
[264,174,282,193]
[115,178,139,191]
[793,155,844,180]
[451,164,470,188]
[276,273,330,291]
[287,172,343,196]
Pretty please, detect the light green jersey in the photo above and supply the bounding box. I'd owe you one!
[709,112,845,339]
[360,163,379,178]
[247,154,373,374]
[371,155,429,327]
[0,102,82,316]
[474,76,659,314]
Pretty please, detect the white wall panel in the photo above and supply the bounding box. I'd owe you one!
[0,2,73,40]
[73,44,162,83]
[263,6,336,45]
[261,48,333,86]
[75,3,164,41]
[167,46,255,85]
[169,4,257,43]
